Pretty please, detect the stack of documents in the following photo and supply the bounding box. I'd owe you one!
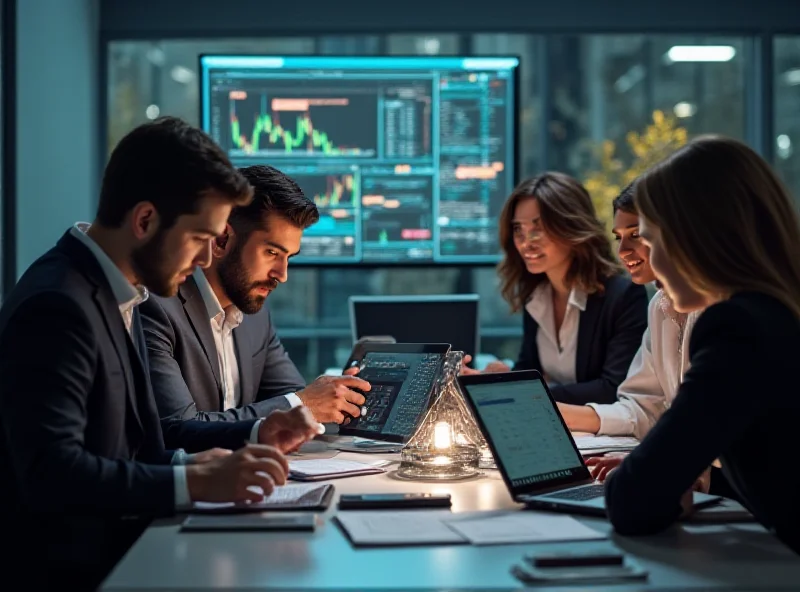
[336,510,606,546]
[572,435,639,455]
[289,458,391,481]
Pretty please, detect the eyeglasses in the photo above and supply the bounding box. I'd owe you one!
[513,227,546,243]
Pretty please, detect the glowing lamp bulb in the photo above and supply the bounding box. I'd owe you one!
[434,421,451,450]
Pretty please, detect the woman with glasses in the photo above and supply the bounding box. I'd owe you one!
[464,172,648,406]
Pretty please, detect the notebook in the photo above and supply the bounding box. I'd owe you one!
[181,512,317,532]
[289,458,390,481]
[335,510,606,547]
[191,482,334,513]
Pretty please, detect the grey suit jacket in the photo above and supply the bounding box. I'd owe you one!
[140,275,306,421]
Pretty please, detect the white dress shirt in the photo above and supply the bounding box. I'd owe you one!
[525,283,587,385]
[70,223,191,509]
[192,268,303,412]
[588,289,700,439]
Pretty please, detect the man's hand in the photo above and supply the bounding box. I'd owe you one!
[185,443,288,503]
[258,406,321,454]
[585,453,629,482]
[189,448,232,464]
[296,375,370,424]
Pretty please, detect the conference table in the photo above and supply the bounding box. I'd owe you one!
[102,439,800,591]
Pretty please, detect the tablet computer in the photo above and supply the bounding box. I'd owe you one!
[339,343,451,443]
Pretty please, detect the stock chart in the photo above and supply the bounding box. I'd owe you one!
[201,56,518,264]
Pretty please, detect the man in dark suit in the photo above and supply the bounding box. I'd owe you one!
[141,165,370,425]
[0,118,319,589]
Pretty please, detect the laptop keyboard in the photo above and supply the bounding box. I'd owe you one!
[540,484,605,502]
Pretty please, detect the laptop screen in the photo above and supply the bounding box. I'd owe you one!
[461,377,586,489]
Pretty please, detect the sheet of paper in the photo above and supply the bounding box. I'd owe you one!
[572,435,639,451]
[289,458,389,477]
[193,482,327,511]
[336,510,466,546]
[444,511,606,545]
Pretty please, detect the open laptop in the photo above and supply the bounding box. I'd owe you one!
[458,370,721,516]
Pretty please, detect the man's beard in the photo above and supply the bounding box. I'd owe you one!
[217,241,278,314]
[130,229,189,297]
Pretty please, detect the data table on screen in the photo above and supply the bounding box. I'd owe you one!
[200,56,519,265]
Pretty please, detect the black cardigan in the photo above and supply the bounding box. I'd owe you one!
[514,274,648,405]
[605,292,800,555]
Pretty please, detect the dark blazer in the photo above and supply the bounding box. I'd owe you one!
[605,292,800,555]
[0,232,256,587]
[140,274,306,422]
[514,274,648,405]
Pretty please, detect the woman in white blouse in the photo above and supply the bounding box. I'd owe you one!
[463,173,648,406]
[557,183,701,439]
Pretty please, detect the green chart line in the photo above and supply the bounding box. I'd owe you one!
[231,114,344,154]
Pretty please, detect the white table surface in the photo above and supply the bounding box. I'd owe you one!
[102,445,800,591]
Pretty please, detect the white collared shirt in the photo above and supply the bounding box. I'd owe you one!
[193,268,244,410]
[193,268,302,410]
[70,223,190,509]
[588,289,700,439]
[525,283,587,385]
[70,223,148,332]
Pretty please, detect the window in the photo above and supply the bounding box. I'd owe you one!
[107,38,315,152]
[545,36,745,177]
[387,34,460,56]
[775,37,800,199]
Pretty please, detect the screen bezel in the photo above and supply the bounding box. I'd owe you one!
[197,53,520,268]
[457,370,593,497]
[348,294,480,358]
[338,342,451,442]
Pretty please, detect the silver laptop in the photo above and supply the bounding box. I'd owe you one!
[458,370,721,516]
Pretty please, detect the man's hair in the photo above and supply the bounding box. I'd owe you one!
[612,182,636,215]
[97,117,252,229]
[230,165,319,236]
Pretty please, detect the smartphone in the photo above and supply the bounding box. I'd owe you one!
[512,562,648,585]
[527,551,624,568]
[338,493,452,510]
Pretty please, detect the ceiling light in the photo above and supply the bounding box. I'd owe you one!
[170,65,195,84]
[145,104,160,120]
[665,45,736,63]
[614,64,645,93]
[782,68,800,86]
[673,101,697,118]
[777,134,793,160]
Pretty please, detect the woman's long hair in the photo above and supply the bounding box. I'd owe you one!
[498,172,622,313]
[634,135,800,319]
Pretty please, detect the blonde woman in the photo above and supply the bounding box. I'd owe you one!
[604,136,800,555]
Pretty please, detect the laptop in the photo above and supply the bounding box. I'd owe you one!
[457,370,721,516]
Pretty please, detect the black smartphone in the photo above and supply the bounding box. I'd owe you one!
[338,493,452,510]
